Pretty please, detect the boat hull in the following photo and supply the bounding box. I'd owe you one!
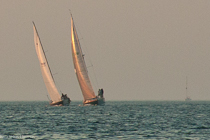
[185,98,192,101]
[97,97,105,105]
[83,97,105,105]
[50,98,71,106]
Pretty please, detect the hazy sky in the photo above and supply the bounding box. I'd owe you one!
[1,0,210,101]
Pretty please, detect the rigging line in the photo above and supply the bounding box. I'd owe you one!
[47,95,50,101]
[81,39,99,90]
[87,64,93,68]
[53,73,62,93]
[92,64,99,90]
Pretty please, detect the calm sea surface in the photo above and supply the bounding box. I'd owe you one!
[0,101,210,139]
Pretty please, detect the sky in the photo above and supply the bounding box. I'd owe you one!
[1,0,210,101]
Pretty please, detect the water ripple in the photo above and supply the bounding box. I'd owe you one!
[0,101,210,139]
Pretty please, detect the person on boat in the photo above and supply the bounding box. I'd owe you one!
[100,88,104,98]
[64,94,68,99]
[98,89,100,94]
[98,89,101,97]
[98,88,104,98]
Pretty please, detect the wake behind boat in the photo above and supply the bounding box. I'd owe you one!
[33,22,71,106]
[70,14,105,105]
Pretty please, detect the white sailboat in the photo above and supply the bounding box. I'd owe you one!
[185,76,192,101]
[70,14,105,105]
[33,22,71,106]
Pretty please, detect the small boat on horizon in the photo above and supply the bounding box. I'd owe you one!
[70,14,105,105]
[185,96,192,101]
[185,76,192,101]
[33,22,71,106]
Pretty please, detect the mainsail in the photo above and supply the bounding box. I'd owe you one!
[33,22,61,103]
[71,15,96,101]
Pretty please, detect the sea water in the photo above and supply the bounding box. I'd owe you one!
[0,101,210,139]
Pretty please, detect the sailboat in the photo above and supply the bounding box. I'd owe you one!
[33,22,71,106]
[70,14,105,105]
[185,76,192,101]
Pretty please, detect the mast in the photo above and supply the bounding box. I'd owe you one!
[186,76,188,98]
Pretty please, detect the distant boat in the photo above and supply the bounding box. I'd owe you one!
[185,97,192,101]
[185,76,192,101]
[70,14,105,105]
[33,22,71,106]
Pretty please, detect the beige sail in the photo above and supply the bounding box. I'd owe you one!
[33,22,61,103]
[71,16,96,101]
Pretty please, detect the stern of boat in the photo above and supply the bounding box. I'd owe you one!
[97,97,105,105]
[62,97,71,106]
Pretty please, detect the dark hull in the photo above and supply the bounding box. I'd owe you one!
[185,98,192,101]
[97,97,105,105]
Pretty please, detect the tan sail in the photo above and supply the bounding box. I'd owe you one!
[33,22,61,103]
[71,16,96,101]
